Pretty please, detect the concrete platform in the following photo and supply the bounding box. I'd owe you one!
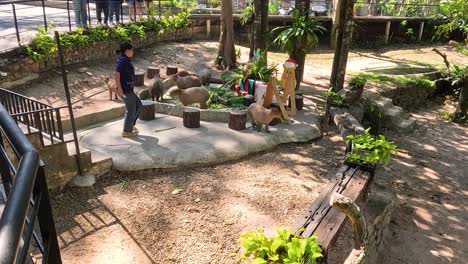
[78,101,321,171]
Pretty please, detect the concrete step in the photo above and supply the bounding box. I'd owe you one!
[67,143,113,177]
[363,91,416,134]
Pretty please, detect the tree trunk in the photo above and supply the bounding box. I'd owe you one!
[293,0,311,89]
[218,0,236,69]
[253,0,268,55]
[330,0,355,91]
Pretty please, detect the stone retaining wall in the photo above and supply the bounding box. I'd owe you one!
[0,28,192,87]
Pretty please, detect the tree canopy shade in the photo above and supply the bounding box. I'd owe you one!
[434,0,468,40]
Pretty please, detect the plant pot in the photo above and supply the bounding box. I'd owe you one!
[344,153,376,173]
[356,6,369,16]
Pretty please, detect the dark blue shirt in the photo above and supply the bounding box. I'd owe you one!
[116,55,135,94]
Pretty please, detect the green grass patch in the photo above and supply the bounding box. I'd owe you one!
[354,72,436,93]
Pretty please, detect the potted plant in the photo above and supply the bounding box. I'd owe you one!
[346,128,398,172]
[238,228,323,264]
[355,2,369,16]
[272,9,326,89]
[348,76,367,90]
[322,91,346,107]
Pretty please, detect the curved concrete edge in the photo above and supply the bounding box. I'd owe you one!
[152,100,237,122]
[78,104,322,171]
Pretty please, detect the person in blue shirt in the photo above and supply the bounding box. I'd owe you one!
[115,42,142,137]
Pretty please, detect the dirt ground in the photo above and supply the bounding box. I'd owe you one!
[40,42,468,264]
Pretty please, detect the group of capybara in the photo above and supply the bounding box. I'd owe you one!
[103,68,284,133]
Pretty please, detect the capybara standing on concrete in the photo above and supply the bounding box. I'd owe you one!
[168,74,202,90]
[104,76,118,100]
[168,86,209,109]
[148,77,164,102]
[247,103,283,133]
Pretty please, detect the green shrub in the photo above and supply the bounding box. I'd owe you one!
[322,91,345,107]
[26,26,57,61]
[246,52,277,82]
[239,228,323,264]
[346,128,398,165]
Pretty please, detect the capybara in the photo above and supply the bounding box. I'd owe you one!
[168,86,209,109]
[168,74,203,90]
[148,77,164,102]
[104,76,118,100]
[247,103,283,133]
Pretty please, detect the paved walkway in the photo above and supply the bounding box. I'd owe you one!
[78,99,321,171]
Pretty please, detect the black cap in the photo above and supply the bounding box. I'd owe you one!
[117,42,133,54]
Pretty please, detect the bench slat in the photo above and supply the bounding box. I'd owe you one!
[313,170,372,253]
[301,166,357,237]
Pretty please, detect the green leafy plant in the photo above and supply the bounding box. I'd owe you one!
[349,76,367,89]
[354,72,435,94]
[208,84,245,110]
[346,128,398,166]
[239,228,323,264]
[126,24,146,40]
[272,9,326,57]
[26,26,57,61]
[240,2,254,26]
[269,0,280,15]
[433,0,468,40]
[236,47,242,59]
[437,111,467,124]
[246,52,277,82]
[322,91,345,107]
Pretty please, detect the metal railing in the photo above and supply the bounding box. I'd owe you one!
[0,88,69,146]
[0,103,61,264]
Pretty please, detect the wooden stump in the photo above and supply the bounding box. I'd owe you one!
[288,95,304,110]
[139,100,155,121]
[134,71,145,86]
[147,66,160,79]
[166,66,178,76]
[228,111,247,130]
[183,108,200,128]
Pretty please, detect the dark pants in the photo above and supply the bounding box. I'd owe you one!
[122,92,142,132]
[96,1,108,23]
[109,1,121,23]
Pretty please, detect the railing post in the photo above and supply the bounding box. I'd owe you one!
[54,31,82,176]
[41,0,48,30]
[67,0,72,32]
[35,162,62,264]
[120,2,124,24]
[0,132,13,195]
[12,3,21,45]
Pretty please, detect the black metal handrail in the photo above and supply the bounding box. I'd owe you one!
[0,103,61,264]
[0,88,68,146]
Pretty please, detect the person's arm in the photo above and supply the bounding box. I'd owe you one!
[114,71,124,98]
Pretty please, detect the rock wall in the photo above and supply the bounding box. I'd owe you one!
[0,28,192,88]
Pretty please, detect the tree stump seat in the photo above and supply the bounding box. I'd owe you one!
[134,71,145,86]
[228,111,247,130]
[294,164,373,262]
[166,66,178,77]
[183,108,200,128]
[139,100,155,121]
[147,66,160,79]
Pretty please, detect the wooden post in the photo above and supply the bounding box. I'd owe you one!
[147,66,160,79]
[139,101,155,121]
[207,19,211,38]
[228,111,247,130]
[166,66,178,76]
[134,71,145,86]
[384,21,391,44]
[183,108,200,128]
[418,21,424,41]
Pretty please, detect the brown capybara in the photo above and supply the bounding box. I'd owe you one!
[247,103,283,133]
[148,77,164,102]
[168,86,209,109]
[168,74,203,90]
[104,76,118,100]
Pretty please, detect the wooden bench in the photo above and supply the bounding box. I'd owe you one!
[294,164,373,262]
